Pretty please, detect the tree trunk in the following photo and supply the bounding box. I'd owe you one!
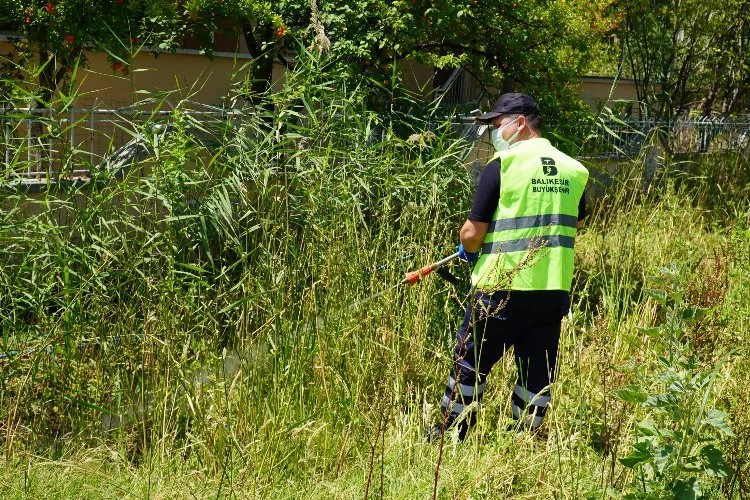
[242,22,276,103]
[701,60,724,118]
[722,85,745,117]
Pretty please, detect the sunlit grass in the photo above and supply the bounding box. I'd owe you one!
[2,50,749,498]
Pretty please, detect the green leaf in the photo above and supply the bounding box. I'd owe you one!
[605,487,623,498]
[668,290,684,303]
[176,262,207,274]
[643,287,667,305]
[681,307,709,323]
[657,264,680,278]
[681,457,705,473]
[700,444,730,478]
[63,395,117,415]
[637,326,662,337]
[702,409,734,437]
[648,276,667,286]
[672,477,702,500]
[636,418,660,436]
[653,444,673,474]
[619,442,652,468]
[644,393,678,410]
[614,385,648,404]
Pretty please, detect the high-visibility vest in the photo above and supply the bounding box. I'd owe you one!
[471,138,589,291]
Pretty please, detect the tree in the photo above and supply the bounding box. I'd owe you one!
[1,0,152,104]
[607,0,750,120]
[0,0,305,104]
[2,0,607,129]
[699,0,750,117]
[315,0,608,140]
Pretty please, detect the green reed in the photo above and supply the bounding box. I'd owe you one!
[1,47,749,498]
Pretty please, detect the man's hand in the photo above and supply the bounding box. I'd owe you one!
[457,243,479,262]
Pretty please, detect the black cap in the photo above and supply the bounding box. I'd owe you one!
[476,93,540,123]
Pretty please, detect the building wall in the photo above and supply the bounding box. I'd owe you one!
[577,76,641,117]
[2,35,641,114]
[400,59,437,97]
[74,50,259,107]
[0,37,287,107]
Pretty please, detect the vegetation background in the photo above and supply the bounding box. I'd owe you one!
[1,1,750,498]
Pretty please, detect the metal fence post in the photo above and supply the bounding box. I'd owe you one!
[26,115,31,175]
[90,98,97,166]
[49,106,54,177]
[3,111,9,168]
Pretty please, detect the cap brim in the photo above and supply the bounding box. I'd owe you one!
[475,111,501,123]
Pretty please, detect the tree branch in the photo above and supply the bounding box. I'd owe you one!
[410,40,498,60]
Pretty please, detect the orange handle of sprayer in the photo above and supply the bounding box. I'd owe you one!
[403,265,434,285]
[402,252,460,286]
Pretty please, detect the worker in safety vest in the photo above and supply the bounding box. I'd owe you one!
[429,93,589,441]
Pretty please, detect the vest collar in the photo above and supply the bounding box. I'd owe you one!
[508,137,549,150]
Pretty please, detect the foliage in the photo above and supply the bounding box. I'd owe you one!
[2,34,749,499]
[146,0,610,136]
[615,264,732,498]
[1,0,608,136]
[606,0,750,119]
[0,0,301,101]
[317,0,606,141]
[0,46,473,465]
[1,0,150,101]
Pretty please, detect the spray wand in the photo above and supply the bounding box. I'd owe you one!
[345,252,461,311]
[402,252,460,285]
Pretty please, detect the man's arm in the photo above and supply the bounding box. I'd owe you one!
[576,193,586,229]
[460,219,490,253]
[461,160,500,253]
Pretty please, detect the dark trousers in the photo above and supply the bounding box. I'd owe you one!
[440,290,568,437]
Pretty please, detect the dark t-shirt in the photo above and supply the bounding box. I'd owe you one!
[468,160,586,223]
[468,159,585,305]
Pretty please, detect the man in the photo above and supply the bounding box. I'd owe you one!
[430,93,588,441]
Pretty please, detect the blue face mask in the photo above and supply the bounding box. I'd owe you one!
[490,118,520,152]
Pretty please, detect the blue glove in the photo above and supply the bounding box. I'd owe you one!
[457,243,479,262]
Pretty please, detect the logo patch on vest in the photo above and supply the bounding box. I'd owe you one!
[541,157,558,176]
[533,157,570,194]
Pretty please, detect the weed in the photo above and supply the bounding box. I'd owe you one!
[615,264,733,498]
[1,34,749,500]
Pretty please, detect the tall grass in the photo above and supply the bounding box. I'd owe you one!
[2,47,750,498]
[1,47,470,489]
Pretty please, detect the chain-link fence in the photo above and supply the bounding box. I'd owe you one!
[581,116,750,158]
[3,98,749,186]
[433,68,483,112]
[1,99,240,186]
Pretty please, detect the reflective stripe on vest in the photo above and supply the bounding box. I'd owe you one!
[471,138,588,291]
[487,213,578,233]
[482,234,575,254]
